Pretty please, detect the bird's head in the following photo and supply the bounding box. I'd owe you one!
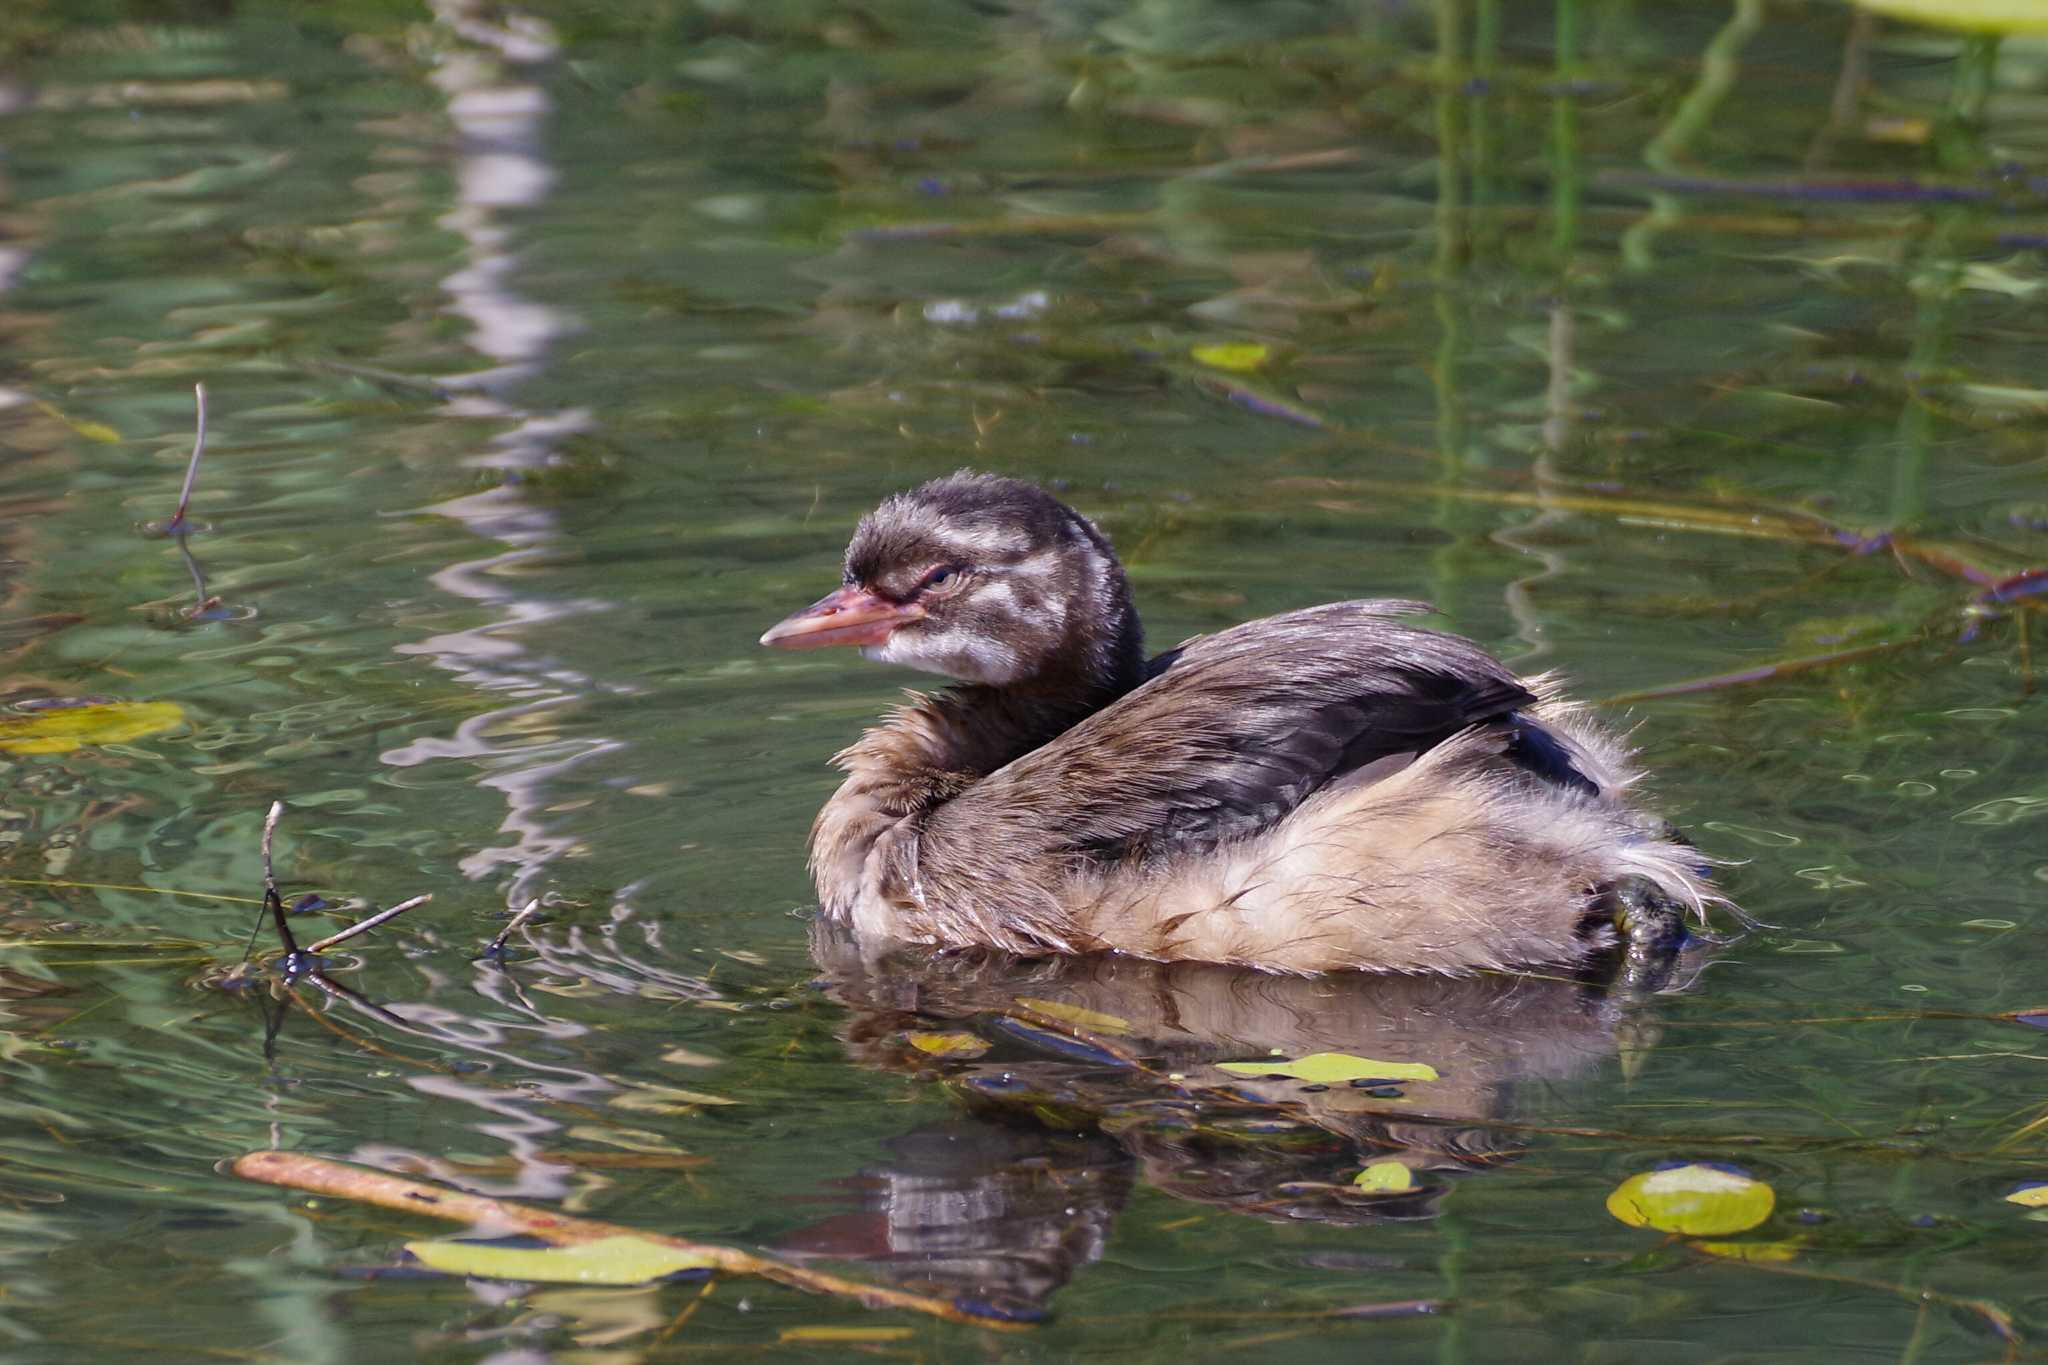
[761,472,1143,698]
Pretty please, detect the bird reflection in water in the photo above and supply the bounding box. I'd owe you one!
[784,920,1683,1318]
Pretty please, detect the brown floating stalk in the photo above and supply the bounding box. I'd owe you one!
[231,1150,1028,1330]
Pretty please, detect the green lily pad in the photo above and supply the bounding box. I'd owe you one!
[1191,342,1272,372]
[0,701,184,755]
[2004,1182,2048,1208]
[1352,1161,1416,1192]
[906,1031,989,1058]
[1216,1052,1439,1084]
[406,1234,715,1285]
[1607,1164,1776,1236]
[1851,0,2048,34]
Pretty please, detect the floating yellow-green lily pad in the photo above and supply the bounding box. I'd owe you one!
[1851,0,2048,34]
[1607,1164,1776,1236]
[406,1234,714,1285]
[1353,1161,1417,1193]
[32,400,121,444]
[2004,1182,2048,1208]
[1190,342,1272,372]
[0,701,184,755]
[906,1031,989,1058]
[1015,997,1131,1035]
[1216,1052,1439,1084]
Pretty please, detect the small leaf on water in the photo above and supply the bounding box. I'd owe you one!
[2004,1182,2048,1208]
[564,1123,691,1156]
[778,1326,916,1344]
[609,1082,740,1114]
[1353,1161,1416,1193]
[1850,0,2048,34]
[1216,1052,1440,1084]
[906,1031,989,1058]
[1693,1239,1802,1263]
[32,400,121,443]
[1015,997,1131,1035]
[1607,1164,1776,1236]
[0,701,184,755]
[405,1234,714,1285]
[1190,342,1271,372]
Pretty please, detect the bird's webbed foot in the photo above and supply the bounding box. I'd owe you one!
[1597,878,1690,995]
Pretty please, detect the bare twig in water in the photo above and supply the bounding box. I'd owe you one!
[257,801,302,963]
[305,895,432,955]
[654,1279,717,1345]
[167,383,207,535]
[282,980,456,1073]
[225,798,287,973]
[260,801,284,903]
[484,898,541,956]
[230,1151,1032,1329]
[1599,638,1921,704]
[175,535,223,619]
[247,802,432,970]
[0,877,259,905]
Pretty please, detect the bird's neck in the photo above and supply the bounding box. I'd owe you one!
[807,678,1123,922]
[837,682,1108,810]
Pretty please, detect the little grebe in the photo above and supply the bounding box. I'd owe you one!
[762,473,1714,974]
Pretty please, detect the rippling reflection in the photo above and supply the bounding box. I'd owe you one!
[804,922,1664,1311]
[382,0,616,914]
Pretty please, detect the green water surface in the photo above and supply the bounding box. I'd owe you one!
[0,1,2045,1360]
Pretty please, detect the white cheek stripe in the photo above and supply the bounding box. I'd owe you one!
[864,626,1023,685]
[1007,550,1061,582]
[939,524,1032,558]
[976,581,1020,611]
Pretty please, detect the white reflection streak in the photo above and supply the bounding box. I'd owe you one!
[0,82,33,413]
[368,3,626,1186]
[382,4,613,914]
[1494,301,1575,666]
[354,1078,568,1199]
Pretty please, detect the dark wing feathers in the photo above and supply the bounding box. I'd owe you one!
[921,600,1541,864]
[1503,712,1600,796]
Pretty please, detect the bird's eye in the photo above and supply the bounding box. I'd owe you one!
[920,564,966,593]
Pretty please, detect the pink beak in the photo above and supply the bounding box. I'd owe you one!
[760,585,924,651]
